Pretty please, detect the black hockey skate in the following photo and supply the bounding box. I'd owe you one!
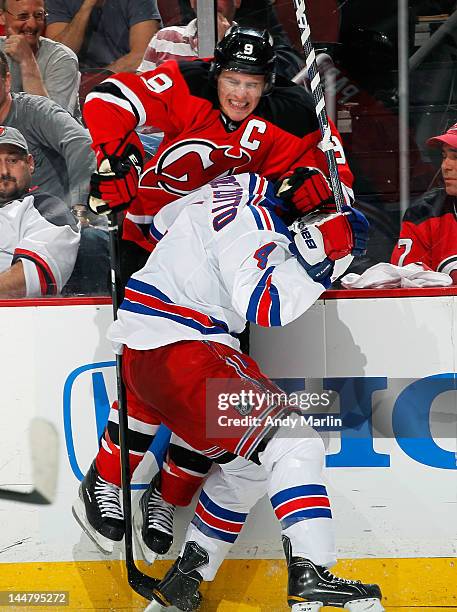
[144,541,207,611]
[72,460,124,554]
[283,537,384,612]
[134,472,175,564]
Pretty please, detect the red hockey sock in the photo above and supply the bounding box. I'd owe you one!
[161,461,205,506]
[95,430,145,487]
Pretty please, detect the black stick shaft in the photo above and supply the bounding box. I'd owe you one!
[107,212,158,599]
[292,0,345,212]
[107,212,134,564]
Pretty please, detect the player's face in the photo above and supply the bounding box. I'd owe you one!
[0,145,33,205]
[217,70,265,121]
[2,0,46,50]
[441,144,457,196]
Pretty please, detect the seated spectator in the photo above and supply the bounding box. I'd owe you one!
[391,123,457,283]
[0,50,95,208]
[233,0,305,80]
[142,0,303,80]
[138,0,239,72]
[0,0,81,118]
[0,126,79,298]
[45,0,161,72]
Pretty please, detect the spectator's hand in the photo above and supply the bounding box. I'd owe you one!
[276,167,335,214]
[292,206,369,284]
[4,30,35,64]
[71,204,91,228]
[88,144,143,215]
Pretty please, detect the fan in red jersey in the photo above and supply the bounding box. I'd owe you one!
[75,26,356,565]
[391,123,457,284]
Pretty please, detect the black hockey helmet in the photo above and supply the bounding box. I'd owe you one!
[211,26,276,93]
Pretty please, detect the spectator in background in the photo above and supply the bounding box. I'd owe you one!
[0,126,79,297]
[391,123,457,283]
[45,0,161,72]
[149,0,303,80]
[232,0,305,80]
[139,0,239,71]
[0,50,94,207]
[0,0,81,117]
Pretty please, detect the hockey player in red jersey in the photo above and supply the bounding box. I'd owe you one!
[104,172,382,612]
[391,123,457,283]
[84,26,354,250]
[75,26,356,563]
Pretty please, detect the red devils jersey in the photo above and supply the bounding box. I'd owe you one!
[391,188,457,275]
[83,59,354,249]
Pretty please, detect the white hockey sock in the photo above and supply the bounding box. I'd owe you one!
[260,423,337,567]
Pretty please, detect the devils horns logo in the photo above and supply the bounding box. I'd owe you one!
[140,139,252,196]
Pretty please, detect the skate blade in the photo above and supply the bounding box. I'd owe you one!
[72,497,117,555]
[291,603,323,612]
[133,507,158,565]
[344,599,385,612]
[143,601,166,611]
[143,599,182,611]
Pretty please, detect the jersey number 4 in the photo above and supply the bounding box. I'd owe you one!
[254,242,277,269]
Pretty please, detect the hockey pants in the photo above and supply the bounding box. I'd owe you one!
[119,340,337,578]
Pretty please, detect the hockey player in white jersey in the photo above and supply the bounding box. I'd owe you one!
[99,172,383,612]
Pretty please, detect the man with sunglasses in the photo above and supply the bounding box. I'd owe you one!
[0,0,81,117]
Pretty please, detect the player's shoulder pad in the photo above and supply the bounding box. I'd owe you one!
[176,59,218,106]
[32,191,79,231]
[403,188,448,225]
[256,77,319,137]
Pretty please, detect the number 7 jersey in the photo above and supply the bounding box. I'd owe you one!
[83,58,354,249]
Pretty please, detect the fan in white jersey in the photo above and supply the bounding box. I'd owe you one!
[0,125,79,298]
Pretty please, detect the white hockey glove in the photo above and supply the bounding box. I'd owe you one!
[291,205,369,287]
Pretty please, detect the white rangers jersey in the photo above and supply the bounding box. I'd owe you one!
[108,173,329,352]
[0,192,80,296]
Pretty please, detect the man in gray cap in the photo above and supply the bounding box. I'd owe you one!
[0,125,80,297]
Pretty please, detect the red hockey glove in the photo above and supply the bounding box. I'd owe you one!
[88,143,143,215]
[276,167,335,214]
[291,206,369,286]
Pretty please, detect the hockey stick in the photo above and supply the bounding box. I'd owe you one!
[90,160,158,599]
[0,418,58,504]
[292,0,345,213]
[106,209,159,600]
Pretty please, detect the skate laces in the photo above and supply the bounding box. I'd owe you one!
[94,476,123,520]
[321,567,361,585]
[146,486,175,535]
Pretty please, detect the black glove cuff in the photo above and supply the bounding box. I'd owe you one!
[110,143,144,177]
